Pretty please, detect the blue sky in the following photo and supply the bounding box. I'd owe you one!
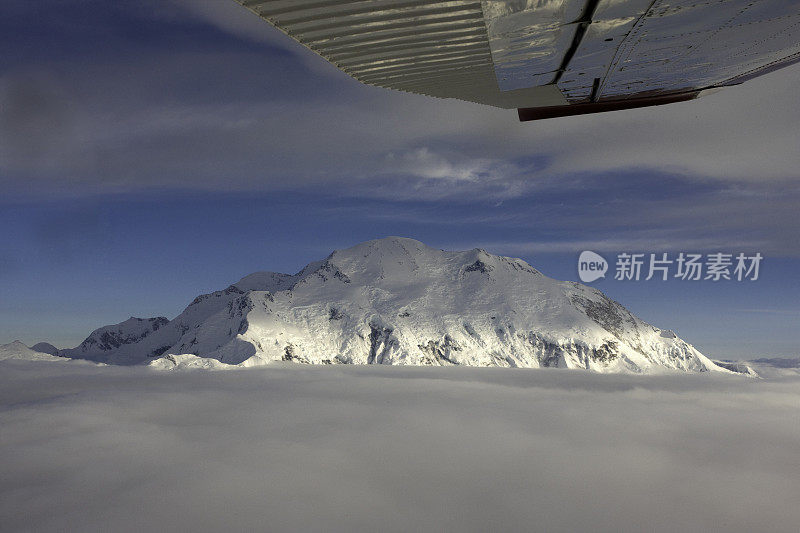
[1,0,798,358]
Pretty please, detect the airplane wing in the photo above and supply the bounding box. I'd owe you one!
[232,1,800,121]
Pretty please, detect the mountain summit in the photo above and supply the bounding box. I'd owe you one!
[59,237,733,373]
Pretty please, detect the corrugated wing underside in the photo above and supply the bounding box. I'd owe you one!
[233,0,800,117]
[233,0,565,109]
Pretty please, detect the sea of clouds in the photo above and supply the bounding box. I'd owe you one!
[2,361,799,532]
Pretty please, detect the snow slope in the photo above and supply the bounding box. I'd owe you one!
[60,237,735,374]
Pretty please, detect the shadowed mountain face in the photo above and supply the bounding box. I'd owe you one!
[30,342,58,355]
[58,237,734,373]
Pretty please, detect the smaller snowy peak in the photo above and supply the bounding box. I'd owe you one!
[0,341,65,362]
[2,340,28,351]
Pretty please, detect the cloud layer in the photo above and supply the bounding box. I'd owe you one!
[2,362,799,532]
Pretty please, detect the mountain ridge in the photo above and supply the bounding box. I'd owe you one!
[49,237,742,374]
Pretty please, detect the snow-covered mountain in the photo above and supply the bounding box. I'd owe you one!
[58,237,737,373]
[0,341,68,362]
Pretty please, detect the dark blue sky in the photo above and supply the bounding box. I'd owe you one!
[1,0,798,358]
